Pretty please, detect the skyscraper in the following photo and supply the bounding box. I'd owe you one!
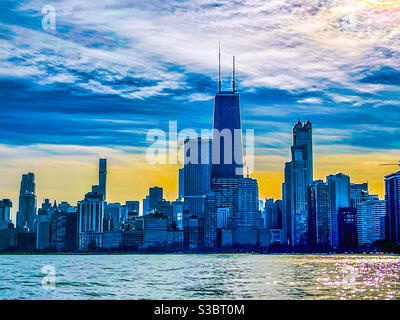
[237,177,260,228]
[212,53,243,178]
[78,190,105,250]
[178,168,184,199]
[183,138,213,248]
[184,138,212,216]
[282,120,313,247]
[327,173,350,249]
[338,207,357,250]
[385,170,400,244]
[350,183,369,208]
[0,199,12,223]
[357,200,386,248]
[293,120,313,185]
[16,172,37,231]
[308,180,330,248]
[149,187,163,212]
[99,159,107,201]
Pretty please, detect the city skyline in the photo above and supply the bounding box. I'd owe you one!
[1,0,400,219]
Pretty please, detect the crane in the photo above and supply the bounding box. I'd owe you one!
[379,161,400,170]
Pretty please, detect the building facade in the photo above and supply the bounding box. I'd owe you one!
[385,171,400,244]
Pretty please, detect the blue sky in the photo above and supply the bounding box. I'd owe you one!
[1,0,400,208]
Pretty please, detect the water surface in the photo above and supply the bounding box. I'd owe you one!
[0,254,399,300]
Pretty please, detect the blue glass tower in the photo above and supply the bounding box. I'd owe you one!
[212,54,243,178]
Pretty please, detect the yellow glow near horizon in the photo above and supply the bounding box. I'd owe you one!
[1,152,399,223]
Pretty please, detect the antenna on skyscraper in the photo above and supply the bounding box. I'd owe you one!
[232,56,236,92]
[218,42,222,93]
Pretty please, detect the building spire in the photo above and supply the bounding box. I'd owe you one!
[218,42,221,93]
[233,56,236,92]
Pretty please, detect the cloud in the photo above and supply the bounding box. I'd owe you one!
[0,0,400,204]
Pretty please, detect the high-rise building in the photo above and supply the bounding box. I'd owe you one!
[143,195,150,215]
[385,170,400,244]
[212,177,239,230]
[105,203,122,231]
[99,159,107,201]
[263,198,274,229]
[16,173,37,231]
[212,53,243,179]
[282,120,313,248]
[50,211,78,252]
[204,193,217,248]
[125,201,139,214]
[78,190,105,250]
[350,183,369,208]
[171,199,184,230]
[357,200,386,247]
[184,138,212,217]
[327,173,350,249]
[338,207,357,250]
[308,180,330,248]
[149,187,163,212]
[178,168,184,199]
[183,138,214,249]
[36,208,50,250]
[237,177,259,228]
[0,199,12,224]
[293,120,313,185]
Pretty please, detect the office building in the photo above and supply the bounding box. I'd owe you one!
[0,199,12,230]
[50,211,78,252]
[78,190,105,251]
[327,173,350,249]
[16,173,37,231]
[385,170,400,244]
[282,120,313,247]
[99,159,107,201]
[308,180,330,248]
[338,207,357,250]
[149,187,163,212]
[179,168,184,199]
[212,54,243,179]
[357,200,386,247]
[237,177,259,228]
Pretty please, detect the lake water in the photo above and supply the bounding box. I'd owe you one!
[0,254,399,300]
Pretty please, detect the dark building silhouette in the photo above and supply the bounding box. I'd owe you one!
[99,159,107,201]
[385,170,400,245]
[212,54,243,179]
[16,173,37,231]
[149,187,163,212]
[283,120,313,247]
[327,173,350,249]
[338,207,358,250]
[50,211,78,252]
[308,180,330,248]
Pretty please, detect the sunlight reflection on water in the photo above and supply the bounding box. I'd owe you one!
[0,254,399,300]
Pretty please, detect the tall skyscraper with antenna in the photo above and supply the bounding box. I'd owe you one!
[212,47,243,179]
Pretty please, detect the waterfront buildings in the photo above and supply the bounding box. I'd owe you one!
[99,158,107,201]
[338,207,357,250]
[327,173,350,249]
[357,200,386,247]
[283,120,313,247]
[385,170,400,244]
[0,199,12,230]
[308,180,330,248]
[16,173,37,231]
[149,187,163,212]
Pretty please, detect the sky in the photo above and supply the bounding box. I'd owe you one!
[1,0,400,219]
